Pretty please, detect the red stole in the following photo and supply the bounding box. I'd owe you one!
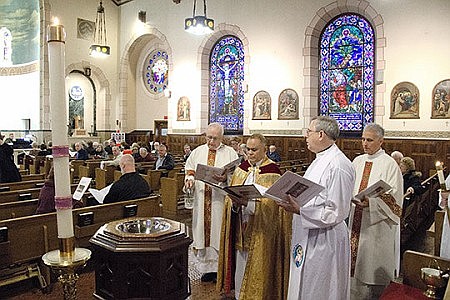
[204,148,216,247]
[350,161,372,276]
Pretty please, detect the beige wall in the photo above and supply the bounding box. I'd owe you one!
[2,0,449,138]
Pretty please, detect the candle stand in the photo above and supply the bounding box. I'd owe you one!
[42,237,91,300]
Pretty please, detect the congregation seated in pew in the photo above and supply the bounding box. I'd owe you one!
[103,154,151,204]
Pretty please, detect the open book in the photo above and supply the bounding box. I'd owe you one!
[73,177,92,201]
[195,158,242,185]
[354,179,392,202]
[88,184,113,204]
[202,171,324,207]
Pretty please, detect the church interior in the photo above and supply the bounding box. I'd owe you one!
[0,0,450,299]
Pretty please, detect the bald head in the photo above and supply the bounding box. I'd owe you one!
[119,154,136,174]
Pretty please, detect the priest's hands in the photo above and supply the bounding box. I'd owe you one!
[184,178,195,190]
[352,196,369,208]
[212,172,227,183]
[278,194,300,214]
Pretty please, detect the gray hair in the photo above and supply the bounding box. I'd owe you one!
[312,116,340,140]
[207,122,224,137]
[363,123,385,138]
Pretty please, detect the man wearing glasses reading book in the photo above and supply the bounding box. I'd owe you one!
[349,123,403,299]
[217,133,292,300]
[184,123,238,283]
[278,116,355,300]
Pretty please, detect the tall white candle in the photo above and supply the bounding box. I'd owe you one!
[436,161,447,191]
[47,21,74,238]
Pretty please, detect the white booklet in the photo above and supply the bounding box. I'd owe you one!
[195,158,242,185]
[202,171,324,207]
[354,179,392,202]
[73,177,92,201]
[88,184,113,204]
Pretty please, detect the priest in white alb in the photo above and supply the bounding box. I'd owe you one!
[184,123,238,283]
[349,123,403,299]
[279,116,355,300]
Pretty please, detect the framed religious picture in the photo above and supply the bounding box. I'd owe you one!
[177,96,190,121]
[252,90,271,120]
[278,88,299,120]
[431,79,450,119]
[390,82,420,119]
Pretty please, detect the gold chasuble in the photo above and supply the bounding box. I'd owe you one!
[217,157,292,300]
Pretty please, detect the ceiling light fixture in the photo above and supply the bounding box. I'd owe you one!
[90,1,110,57]
[184,0,214,35]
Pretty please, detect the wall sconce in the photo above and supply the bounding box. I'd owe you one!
[138,10,146,23]
[185,0,214,35]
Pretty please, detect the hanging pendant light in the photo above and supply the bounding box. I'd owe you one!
[90,1,110,57]
[185,0,214,35]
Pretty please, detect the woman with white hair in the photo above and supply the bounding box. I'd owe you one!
[400,156,424,209]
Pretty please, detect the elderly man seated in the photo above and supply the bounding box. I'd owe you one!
[100,146,122,169]
[135,147,155,163]
[103,154,152,204]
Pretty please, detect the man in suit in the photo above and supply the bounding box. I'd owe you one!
[75,142,89,160]
[153,144,175,176]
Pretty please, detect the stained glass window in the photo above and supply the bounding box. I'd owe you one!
[320,14,374,133]
[143,50,169,94]
[209,35,244,134]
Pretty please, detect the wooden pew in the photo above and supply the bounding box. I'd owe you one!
[78,160,101,180]
[401,173,440,252]
[0,180,44,191]
[70,160,85,180]
[94,165,116,189]
[0,187,42,205]
[0,199,39,220]
[0,185,79,219]
[147,170,162,192]
[19,173,45,182]
[0,195,161,288]
[160,174,189,220]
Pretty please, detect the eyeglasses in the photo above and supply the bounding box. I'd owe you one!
[306,128,320,135]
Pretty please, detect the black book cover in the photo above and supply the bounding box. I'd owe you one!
[0,227,8,243]
[77,212,94,227]
[123,204,138,218]
[18,193,32,200]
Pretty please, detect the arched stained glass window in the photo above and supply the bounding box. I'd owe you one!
[209,35,244,134]
[320,14,374,133]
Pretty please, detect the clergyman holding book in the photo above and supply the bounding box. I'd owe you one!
[278,116,355,300]
[217,133,292,300]
[184,123,238,283]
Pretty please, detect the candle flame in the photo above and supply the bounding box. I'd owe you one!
[52,17,60,26]
[436,161,442,167]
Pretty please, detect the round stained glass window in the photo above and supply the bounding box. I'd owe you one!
[143,50,169,94]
